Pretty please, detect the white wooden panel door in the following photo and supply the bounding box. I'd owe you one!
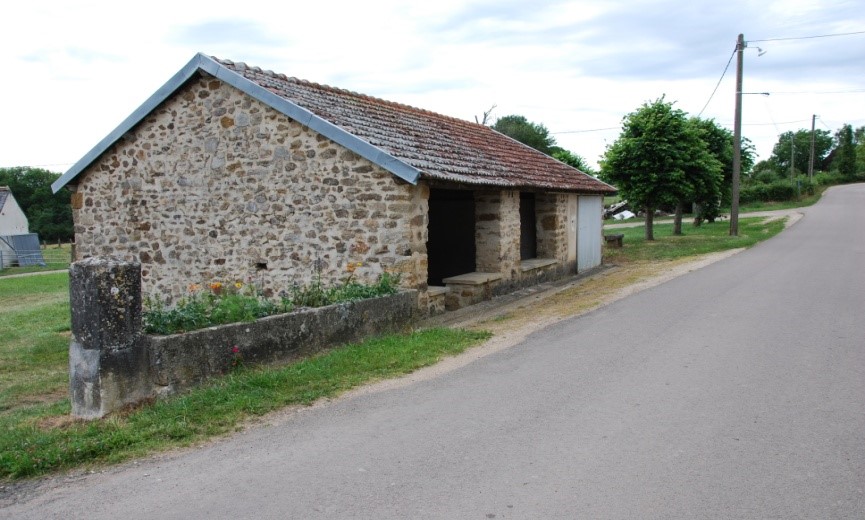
[577,195,603,272]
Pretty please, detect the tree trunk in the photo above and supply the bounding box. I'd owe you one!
[645,206,655,241]
[673,202,683,235]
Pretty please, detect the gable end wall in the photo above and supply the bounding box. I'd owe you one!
[71,74,427,303]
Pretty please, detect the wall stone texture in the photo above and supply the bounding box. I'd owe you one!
[535,193,569,263]
[474,190,520,280]
[71,73,427,304]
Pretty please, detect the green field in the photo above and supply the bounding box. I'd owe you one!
[603,217,786,264]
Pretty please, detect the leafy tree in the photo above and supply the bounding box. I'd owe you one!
[600,98,721,240]
[833,124,857,180]
[856,126,865,175]
[492,115,556,155]
[550,147,597,176]
[769,129,833,176]
[0,167,73,242]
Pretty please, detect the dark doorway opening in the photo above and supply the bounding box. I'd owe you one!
[520,192,537,260]
[427,189,476,286]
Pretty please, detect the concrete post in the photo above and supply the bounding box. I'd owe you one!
[69,257,149,419]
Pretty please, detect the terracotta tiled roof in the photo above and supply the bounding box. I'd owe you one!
[216,59,614,194]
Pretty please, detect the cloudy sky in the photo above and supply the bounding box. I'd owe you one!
[2,0,863,173]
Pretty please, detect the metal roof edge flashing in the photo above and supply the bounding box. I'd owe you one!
[52,53,210,193]
[52,53,420,194]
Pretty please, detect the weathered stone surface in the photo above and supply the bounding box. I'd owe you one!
[145,290,417,394]
[68,258,150,419]
[71,75,427,304]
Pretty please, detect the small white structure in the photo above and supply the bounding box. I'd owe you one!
[0,187,28,235]
[0,186,32,268]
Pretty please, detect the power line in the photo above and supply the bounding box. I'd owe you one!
[697,46,737,117]
[552,127,620,134]
[765,89,865,95]
[743,119,810,126]
[749,30,865,43]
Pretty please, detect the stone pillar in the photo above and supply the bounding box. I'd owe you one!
[69,257,150,419]
[475,190,520,280]
[536,193,568,262]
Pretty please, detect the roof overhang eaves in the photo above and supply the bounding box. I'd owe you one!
[421,171,617,194]
[52,53,421,193]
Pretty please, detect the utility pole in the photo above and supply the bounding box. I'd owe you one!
[730,33,744,237]
[791,138,795,182]
[808,114,817,180]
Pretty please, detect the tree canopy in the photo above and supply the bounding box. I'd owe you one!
[600,97,721,240]
[492,115,557,155]
[0,167,72,242]
[768,129,833,175]
[492,114,597,174]
[833,124,857,180]
[550,147,597,176]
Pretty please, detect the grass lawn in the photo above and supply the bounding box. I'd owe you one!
[0,270,489,480]
[0,273,70,414]
[0,244,72,277]
[604,185,827,229]
[603,217,786,264]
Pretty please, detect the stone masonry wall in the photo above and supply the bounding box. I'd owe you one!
[474,190,520,280]
[535,193,569,263]
[70,73,428,304]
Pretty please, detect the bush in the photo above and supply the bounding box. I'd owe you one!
[739,179,809,204]
[812,172,836,186]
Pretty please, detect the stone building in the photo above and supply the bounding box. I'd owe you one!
[52,53,615,313]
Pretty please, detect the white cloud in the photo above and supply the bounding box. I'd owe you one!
[1,0,863,171]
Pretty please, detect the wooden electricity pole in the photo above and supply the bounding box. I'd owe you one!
[808,114,817,180]
[730,33,744,237]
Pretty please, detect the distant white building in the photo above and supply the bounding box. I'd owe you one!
[0,186,28,235]
[0,186,32,268]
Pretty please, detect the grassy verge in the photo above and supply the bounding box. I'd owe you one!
[732,188,823,213]
[0,273,70,414]
[0,244,72,277]
[0,322,489,480]
[603,217,786,264]
[603,186,827,229]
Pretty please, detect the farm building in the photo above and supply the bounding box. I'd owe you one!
[0,186,43,268]
[52,53,615,313]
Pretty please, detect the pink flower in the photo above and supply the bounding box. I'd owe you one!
[231,345,240,354]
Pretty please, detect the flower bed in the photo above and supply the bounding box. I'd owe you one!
[144,272,400,334]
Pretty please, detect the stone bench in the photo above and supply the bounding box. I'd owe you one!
[442,272,503,310]
[604,233,624,248]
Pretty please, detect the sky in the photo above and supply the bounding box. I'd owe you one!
[1,0,863,174]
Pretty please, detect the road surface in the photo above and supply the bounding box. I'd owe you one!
[3,185,864,519]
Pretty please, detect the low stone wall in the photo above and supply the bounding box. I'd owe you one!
[69,257,417,418]
[146,290,416,395]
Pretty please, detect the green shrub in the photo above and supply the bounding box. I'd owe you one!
[740,179,808,204]
[144,274,401,335]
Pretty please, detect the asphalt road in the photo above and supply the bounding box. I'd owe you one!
[4,185,864,519]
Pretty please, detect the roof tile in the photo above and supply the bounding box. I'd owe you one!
[216,58,614,194]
